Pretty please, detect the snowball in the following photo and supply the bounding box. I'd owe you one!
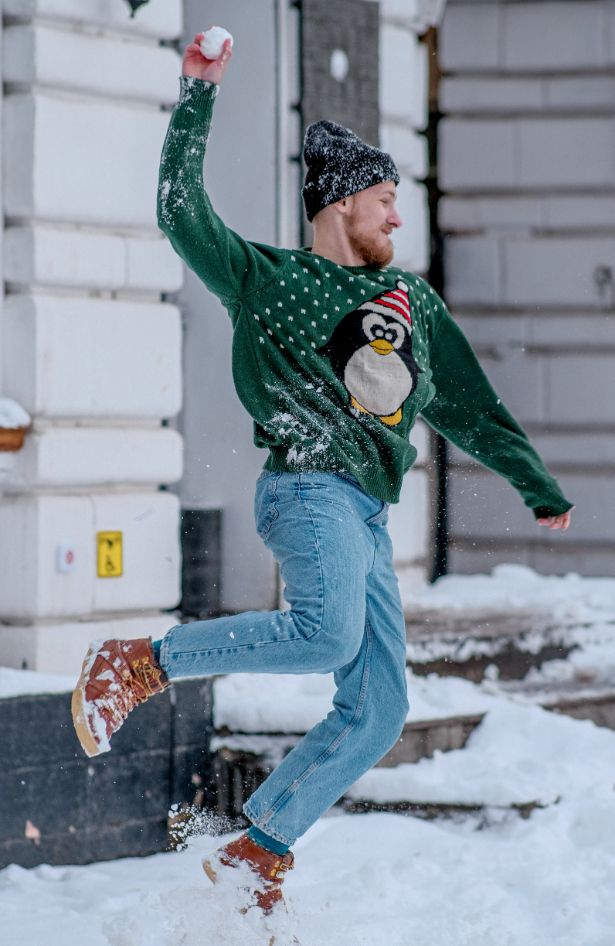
[200,26,234,61]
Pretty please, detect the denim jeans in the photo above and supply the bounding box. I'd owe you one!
[160,470,409,846]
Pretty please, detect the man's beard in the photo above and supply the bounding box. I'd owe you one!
[347,225,394,269]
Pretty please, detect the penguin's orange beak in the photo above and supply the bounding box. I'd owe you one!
[370,339,394,355]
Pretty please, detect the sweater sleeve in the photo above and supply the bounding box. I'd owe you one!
[420,295,574,520]
[157,76,287,306]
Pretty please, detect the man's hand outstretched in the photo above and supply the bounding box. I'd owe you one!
[182,32,233,84]
[537,506,575,531]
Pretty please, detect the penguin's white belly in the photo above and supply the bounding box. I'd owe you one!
[344,346,413,415]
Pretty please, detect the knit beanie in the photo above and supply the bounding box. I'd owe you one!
[302,120,400,223]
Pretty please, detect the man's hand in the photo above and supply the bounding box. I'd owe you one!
[182,32,233,84]
[537,506,575,531]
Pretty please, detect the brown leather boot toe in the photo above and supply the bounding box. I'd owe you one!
[71,637,169,757]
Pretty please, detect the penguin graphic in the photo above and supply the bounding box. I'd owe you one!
[318,279,421,427]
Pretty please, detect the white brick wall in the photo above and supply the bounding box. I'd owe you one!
[378,12,430,277]
[4,226,182,293]
[0,615,174,678]
[3,0,182,41]
[441,2,615,74]
[2,427,183,490]
[4,93,173,227]
[3,296,182,418]
[0,1,184,671]
[438,0,615,577]
[0,492,181,620]
[377,3,434,582]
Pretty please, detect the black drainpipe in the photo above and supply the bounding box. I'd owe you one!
[424,25,448,583]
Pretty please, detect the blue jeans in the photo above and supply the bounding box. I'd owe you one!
[160,470,409,846]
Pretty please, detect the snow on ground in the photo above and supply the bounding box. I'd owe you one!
[2,802,615,946]
[2,563,615,943]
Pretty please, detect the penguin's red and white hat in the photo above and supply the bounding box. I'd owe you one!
[358,279,412,328]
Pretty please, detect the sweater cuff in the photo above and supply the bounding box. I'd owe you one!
[178,75,220,104]
[532,501,574,519]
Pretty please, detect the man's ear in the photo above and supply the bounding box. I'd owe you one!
[335,196,350,215]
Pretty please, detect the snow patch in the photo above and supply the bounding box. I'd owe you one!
[0,398,30,430]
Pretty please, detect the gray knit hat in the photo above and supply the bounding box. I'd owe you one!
[302,120,400,222]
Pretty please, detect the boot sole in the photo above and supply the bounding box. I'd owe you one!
[71,645,106,758]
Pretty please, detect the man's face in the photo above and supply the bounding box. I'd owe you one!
[343,181,403,268]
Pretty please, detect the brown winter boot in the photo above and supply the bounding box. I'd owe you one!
[202,833,295,915]
[71,638,169,757]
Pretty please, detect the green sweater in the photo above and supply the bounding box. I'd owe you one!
[157,76,574,517]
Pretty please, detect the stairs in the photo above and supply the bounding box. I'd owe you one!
[207,580,615,825]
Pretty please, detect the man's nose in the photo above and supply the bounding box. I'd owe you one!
[389,209,402,228]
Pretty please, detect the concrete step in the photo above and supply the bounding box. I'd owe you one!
[406,610,615,682]
[341,797,551,824]
[209,676,615,820]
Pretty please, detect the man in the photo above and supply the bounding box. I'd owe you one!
[72,33,574,919]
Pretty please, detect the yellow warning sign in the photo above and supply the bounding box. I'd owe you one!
[97,531,123,578]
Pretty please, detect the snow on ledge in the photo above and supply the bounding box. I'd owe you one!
[0,667,74,699]
[400,563,615,624]
[0,397,31,430]
[347,698,615,808]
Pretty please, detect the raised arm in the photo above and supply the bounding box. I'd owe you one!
[157,33,287,306]
[420,293,575,526]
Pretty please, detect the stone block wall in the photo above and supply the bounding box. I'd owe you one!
[0,678,213,869]
[437,0,615,576]
[0,0,185,673]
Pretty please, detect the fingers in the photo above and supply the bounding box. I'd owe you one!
[220,38,233,62]
[537,513,571,530]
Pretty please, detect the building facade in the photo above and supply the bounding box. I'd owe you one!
[0,0,611,675]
